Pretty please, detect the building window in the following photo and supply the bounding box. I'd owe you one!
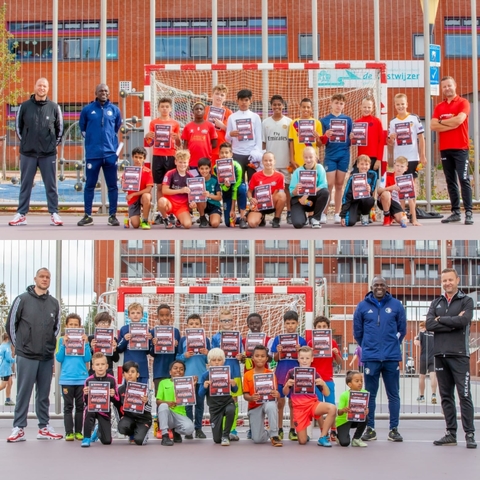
[156,36,190,59]
[264,240,289,249]
[300,240,323,250]
[413,34,424,57]
[381,263,404,279]
[190,36,208,57]
[217,35,287,60]
[415,240,438,250]
[299,34,320,58]
[127,240,143,250]
[156,261,170,278]
[415,264,438,279]
[183,240,206,249]
[299,262,323,279]
[265,262,288,278]
[182,262,206,277]
[380,240,404,250]
[127,262,144,278]
[445,34,480,57]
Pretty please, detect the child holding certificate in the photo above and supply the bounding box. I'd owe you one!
[211,309,244,441]
[340,155,378,227]
[117,361,153,445]
[243,345,282,446]
[289,147,330,229]
[82,353,120,447]
[55,313,91,441]
[117,303,152,384]
[195,157,222,228]
[336,370,369,447]
[283,347,336,446]
[156,360,195,446]
[88,312,119,376]
[198,348,238,446]
[123,147,154,229]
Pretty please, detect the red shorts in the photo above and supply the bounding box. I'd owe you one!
[292,397,321,432]
[167,197,190,217]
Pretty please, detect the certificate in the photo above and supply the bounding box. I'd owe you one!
[94,328,114,356]
[312,329,332,358]
[352,122,367,146]
[278,334,298,360]
[298,119,315,143]
[236,118,254,141]
[88,381,110,413]
[122,166,142,192]
[220,331,241,359]
[254,184,273,211]
[293,367,316,395]
[352,173,369,199]
[154,325,175,354]
[129,323,149,351]
[173,376,196,406]
[245,332,266,357]
[186,328,206,354]
[154,124,171,149]
[347,391,370,422]
[187,177,207,203]
[253,373,275,403]
[216,158,236,185]
[209,366,231,397]
[298,170,317,196]
[123,382,148,414]
[65,328,85,356]
[396,174,415,199]
[330,119,347,143]
[207,106,226,129]
[394,122,413,145]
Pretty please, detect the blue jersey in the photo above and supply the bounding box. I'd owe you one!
[270,335,307,385]
[320,113,353,161]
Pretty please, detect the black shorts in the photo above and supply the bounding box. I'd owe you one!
[377,198,404,216]
[204,203,222,217]
[152,155,175,184]
[1,375,11,381]
[249,208,275,216]
[405,161,419,179]
[419,357,435,375]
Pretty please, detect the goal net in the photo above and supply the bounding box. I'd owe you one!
[143,62,387,161]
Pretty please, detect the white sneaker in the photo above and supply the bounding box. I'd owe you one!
[352,438,368,447]
[334,213,341,224]
[50,213,63,226]
[311,218,321,229]
[9,213,27,226]
[361,214,369,226]
[7,427,26,442]
[320,213,327,224]
[37,424,63,440]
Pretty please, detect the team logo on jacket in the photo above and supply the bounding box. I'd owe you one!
[46,116,50,120]
[385,308,392,313]
[91,110,96,114]
[107,110,113,116]
[367,309,373,313]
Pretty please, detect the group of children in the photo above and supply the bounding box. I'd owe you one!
[123,86,424,229]
[54,303,370,449]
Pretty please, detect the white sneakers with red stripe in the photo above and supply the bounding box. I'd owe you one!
[7,427,26,442]
[50,213,63,226]
[37,425,63,440]
[8,213,27,226]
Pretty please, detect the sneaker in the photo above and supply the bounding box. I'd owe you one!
[246,429,252,440]
[466,433,477,449]
[161,434,174,446]
[9,213,27,226]
[441,213,461,224]
[272,217,280,228]
[400,217,407,228]
[199,216,209,228]
[37,425,63,440]
[417,395,425,402]
[65,433,75,441]
[352,438,368,447]
[317,435,332,447]
[107,214,120,226]
[75,432,84,441]
[184,434,193,440]
[433,431,457,446]
[288,429,298,441]
[81,437,91,448]
[334,213,341,224]
[320,213,327,224]
[388,428,403,442]
[259,215,266,227]
[431,394,437,404]
[77,214,94,226]
[465,212,474,225]
[195,429,207,439]
[7,427,26,442]
[383,214,392,226]
[175,219,182,228]
[229,431,240,441]
[239,217,248,229]
[311,218,321,229]
[153,212,163,225]
[270,435,283,447]
[278,428,284,440]
[221,436,230,446]
[361,427,377,441]
[170,430,182,443]
[140,219,151,230]
[129,437,136,445]
[361,214,369,226]
[286,212,292,224]
[4,399,15,406]
[50,213,63,226]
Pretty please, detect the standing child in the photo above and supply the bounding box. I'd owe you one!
[117,303,152,384]
[340,155,378,227]
[243,345,282,446]
[117,361,153,446]
[320,93,353,224]
[336,370,369,447]
[156,360,195,446]
[211,309,244,441]
[82,352,120,447]
[283,346,337,446]
[182,102,218,171]
[150,304,181,395]
[270,310,307,441]
[198,348,238,446]
[88,312,119,377]
[159,149,195,229]
[213,142,248,229]
[176,314,211,439]
[0,333,16,406]
[247,151,286,228]
[124,146,154,229]
[56,313,91,441]
[194,157,222,228]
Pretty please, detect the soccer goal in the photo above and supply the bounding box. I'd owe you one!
[143,61,388,156]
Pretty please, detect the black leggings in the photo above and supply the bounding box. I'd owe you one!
[290,188,330,229]
[118,415,152,445]
[83,411,112,444]
[209,402,236,443]
[62,385,84,434]
[337,421,367,446]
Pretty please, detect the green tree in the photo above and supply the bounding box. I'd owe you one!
[0,4,25,131]
[84,297,98,335]
[0,282,10,334]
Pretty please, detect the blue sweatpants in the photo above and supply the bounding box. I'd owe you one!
[84,155,118,215]
[364,360,400,430]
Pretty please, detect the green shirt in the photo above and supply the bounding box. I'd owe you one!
[205,176,222,208]
[156,378,187,416]
[336,388,368,428]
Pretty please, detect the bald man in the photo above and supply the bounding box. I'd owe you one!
[10,78,64,227]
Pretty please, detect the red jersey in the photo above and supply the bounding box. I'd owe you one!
[354,115,385,161]
[126,166,154,206]
[181,120,218,167]
[433,95,470,150]
[308,339,339,382]
[248,170,285,194]
[162,168,194,204]
[204,105,232,163]
[146,118,180,156]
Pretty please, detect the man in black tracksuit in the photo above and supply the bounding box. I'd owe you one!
[426,268,476,449]
[10,78,64,226]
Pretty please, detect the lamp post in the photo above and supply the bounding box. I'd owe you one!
[420,0,440,211]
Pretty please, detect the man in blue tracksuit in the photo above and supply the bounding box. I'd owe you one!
[77,83,122,227]
[353,276,406,442]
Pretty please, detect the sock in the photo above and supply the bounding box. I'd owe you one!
[384,211,390,216]
[231,402,239,432]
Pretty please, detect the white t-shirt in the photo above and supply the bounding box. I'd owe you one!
[389,113,424,162]
[226,109,263,156]
[262,115,292,169]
